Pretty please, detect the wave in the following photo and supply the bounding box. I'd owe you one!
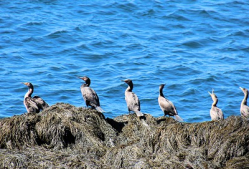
[46,30,68,38]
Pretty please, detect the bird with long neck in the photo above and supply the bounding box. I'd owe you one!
[158,84,183,122]
[208,89,224,121]
[24,82,34,98]
[122,79,144,117]
[239,87,249,118]
[79,76,104,113]
[22,82,49,113]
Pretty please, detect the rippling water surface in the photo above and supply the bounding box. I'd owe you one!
[1,0,248,122]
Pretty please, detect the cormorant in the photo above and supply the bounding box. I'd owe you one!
[239,87,249,118]
[158,84,183,122]
[122,79,144,117]
[79,76,103,112]
[208,89,224,121]
[22,82,49,113]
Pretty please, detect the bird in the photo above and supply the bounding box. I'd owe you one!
[22,82,49,113]
[79,76,103,113]
[158,84,183,122]
[122,79,144,117]
[239,87,249,118]
[208,89,224,121]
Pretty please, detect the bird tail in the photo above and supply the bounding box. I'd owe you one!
[96,106,104,113]
[174,115,183,122]
[134,110,144,117]
[43,102,49,109]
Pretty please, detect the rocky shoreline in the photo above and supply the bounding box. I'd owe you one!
[0,103,248,168]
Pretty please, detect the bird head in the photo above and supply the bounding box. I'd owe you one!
[22,82,33,88]
[79,76,91,85]
[240,87,248,94]
[159,84,165,89]
[208,89,218,100]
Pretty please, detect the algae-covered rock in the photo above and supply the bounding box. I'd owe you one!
[0,103,248,168]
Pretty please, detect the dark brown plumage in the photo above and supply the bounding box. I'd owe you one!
[158,84,183,121]
[79,76,103,113]
[208,89,224,121]
[240,87,249,118]
[23,82,49,113]
[123,79,144,117]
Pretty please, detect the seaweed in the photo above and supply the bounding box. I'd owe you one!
[0,103,248,168]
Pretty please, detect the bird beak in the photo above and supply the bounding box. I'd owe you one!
[208,91,212,95]
[22,82,27,85]
[239,87,243,90]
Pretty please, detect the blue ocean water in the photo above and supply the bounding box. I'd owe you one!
[0,0,248,122]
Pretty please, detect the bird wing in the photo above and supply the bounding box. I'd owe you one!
[159,96,177,116]
[33,96,49,110]
[125,91,140,111]
[216,107,224,120]
[81,86,100,107]
[241,105,249,118]
[210,107,223,120]
[210,108,217,121]
[25,97,39,113]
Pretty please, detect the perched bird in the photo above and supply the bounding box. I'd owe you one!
[208,89,224,121]
[79,76,103,113]
[122,79,144,117]
[158,84,183,122]
[239,87,249,118]
[22,82,49,113]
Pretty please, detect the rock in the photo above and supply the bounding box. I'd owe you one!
[0,103,248,168]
